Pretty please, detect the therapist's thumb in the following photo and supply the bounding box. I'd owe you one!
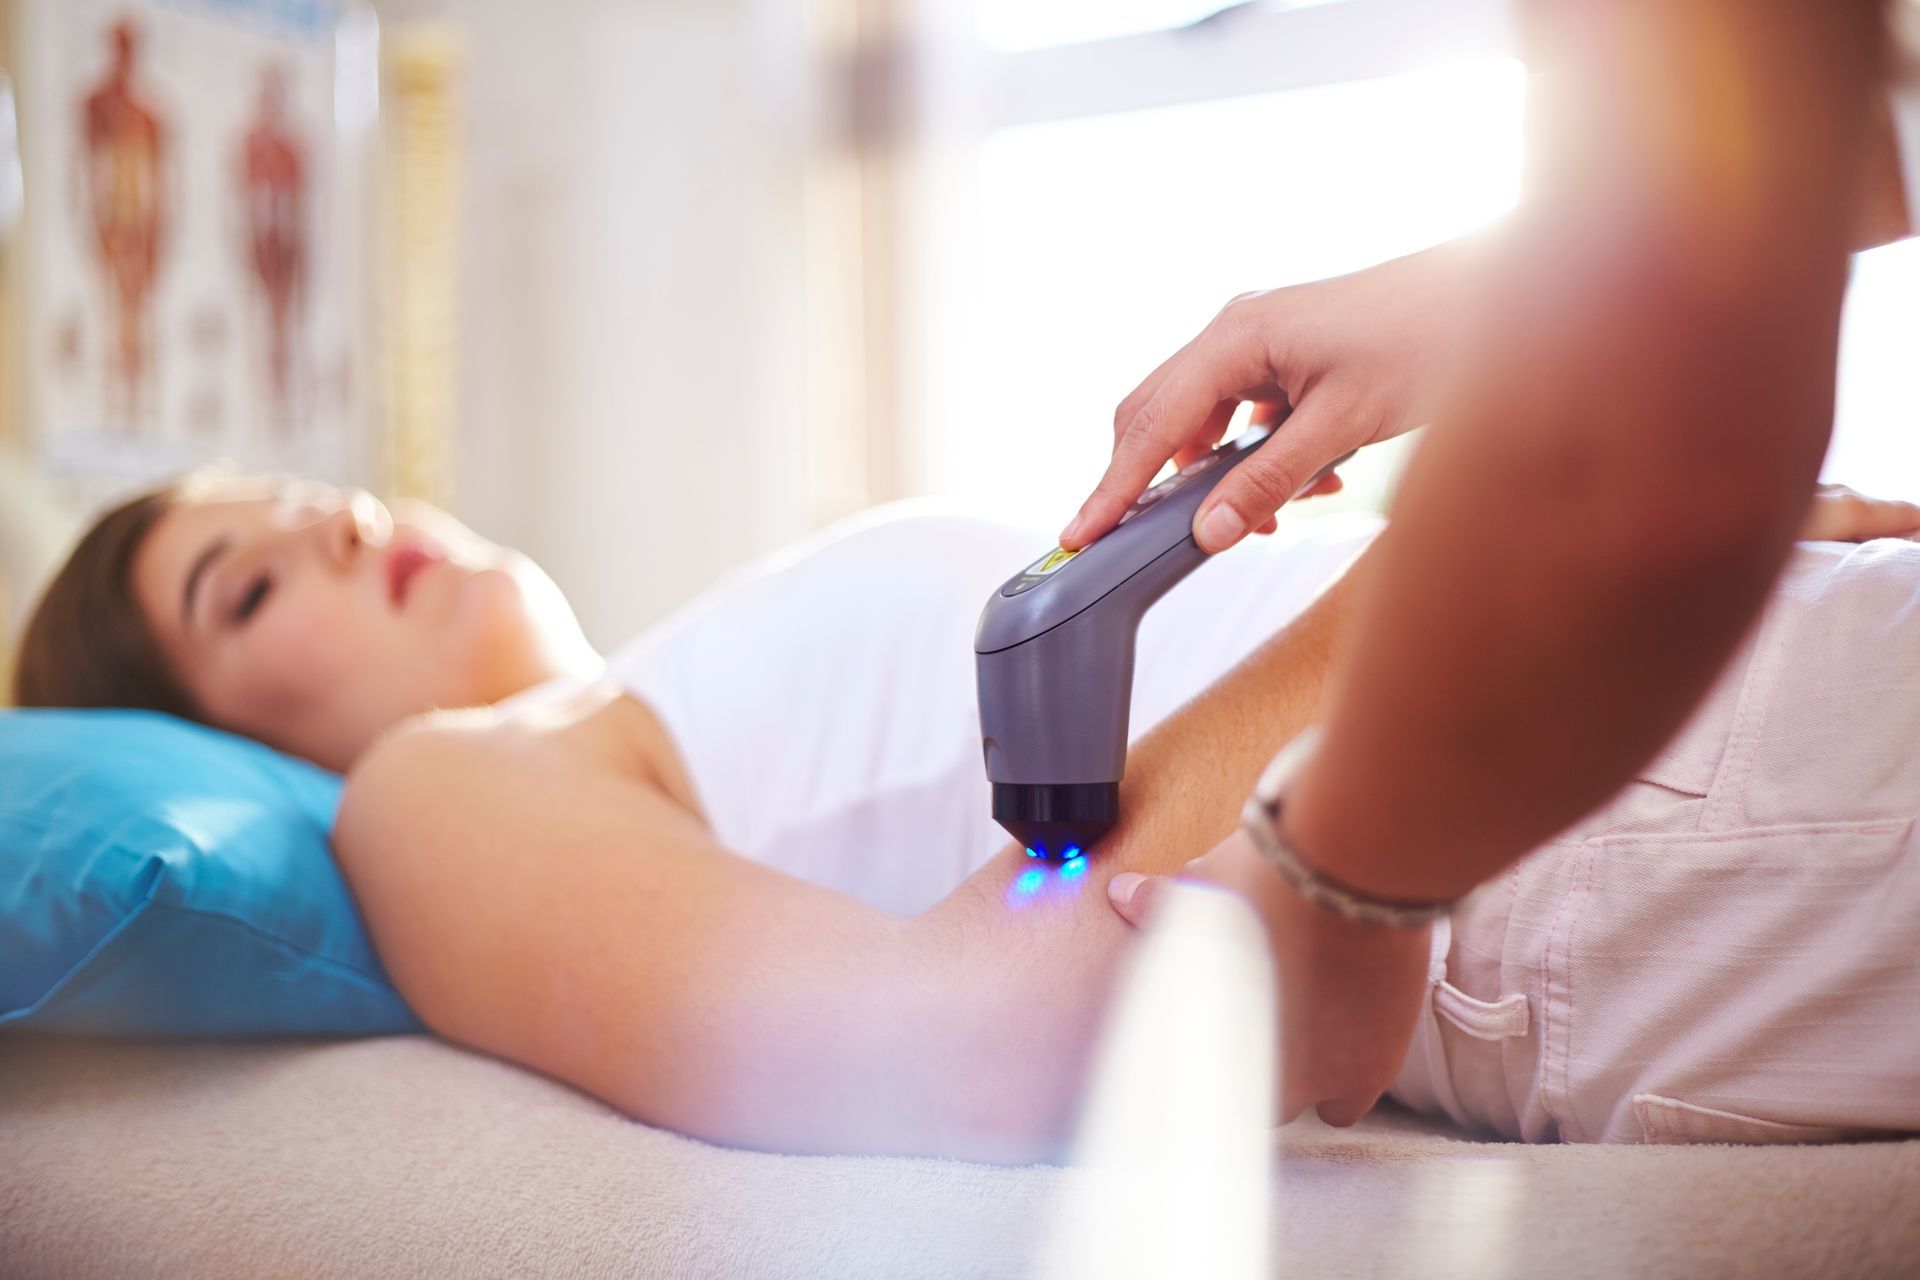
[1193,404,1347,553]
[1106,871,1171,929]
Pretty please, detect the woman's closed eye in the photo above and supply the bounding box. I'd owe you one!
[232,575,273,624]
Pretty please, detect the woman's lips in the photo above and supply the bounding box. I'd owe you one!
[387,543,445,607]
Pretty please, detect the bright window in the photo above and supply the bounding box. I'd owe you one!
[1829,239,1920,499]
[904,58,1526,528]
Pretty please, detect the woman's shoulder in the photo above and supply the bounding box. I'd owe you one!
[355,687,620,772]
[350,684,701,823]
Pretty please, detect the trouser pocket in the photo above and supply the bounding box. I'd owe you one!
[1534,819,1917,1144]
[1632,1093,1870,1145]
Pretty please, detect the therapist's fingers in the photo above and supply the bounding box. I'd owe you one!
[1313,1095,1380,1128]
[1173,401,1252,472]
[1105,871,1172,929]
[1174,401,1297,477]
[1063,394,1241,550]
[1065,336,1284,549]
[1108,304,1268,449]
[1799,484,1920,542]
[1246,410,1338,537]
[1111,335,1203,446]
[1248,398,1288,428]
[1073,425,1340,552]
[1297,471,1344,501]
[1191,399,1352,553]
[1063,390,1238,548]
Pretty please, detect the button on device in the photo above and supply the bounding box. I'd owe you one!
[1119,450,1224,524]
[1120,482,1171,524]
[1175,451,1225,480]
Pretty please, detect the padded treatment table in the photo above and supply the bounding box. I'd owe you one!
[3,1034,1918,1278]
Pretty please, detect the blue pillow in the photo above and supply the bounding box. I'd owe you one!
[0,709,421,1036]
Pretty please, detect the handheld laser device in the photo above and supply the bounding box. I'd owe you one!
[975,415,1349,861]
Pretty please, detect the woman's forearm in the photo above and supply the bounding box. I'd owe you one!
[337,704,999,1160]
[911,543,1369,1160]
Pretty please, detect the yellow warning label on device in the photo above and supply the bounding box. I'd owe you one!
[1026,546,1081,576]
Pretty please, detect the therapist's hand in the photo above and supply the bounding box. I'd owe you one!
[1106,829,1430,1127]
[1799,484,1920,543]
[1061,237,1483,554]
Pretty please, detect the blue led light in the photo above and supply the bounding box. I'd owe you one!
[1026,847,1040,858]
[1062,846,1082,861]
[1015,868,1046,895]
[1060,856,1088,879]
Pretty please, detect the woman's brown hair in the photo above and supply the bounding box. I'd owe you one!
[11,478,204,720]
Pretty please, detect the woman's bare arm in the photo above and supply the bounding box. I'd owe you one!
[334,551,1367,1163]
[334,695,979,1158]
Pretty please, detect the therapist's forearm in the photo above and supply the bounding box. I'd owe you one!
[1285,0,1885,904]
[1855,95,1915,250]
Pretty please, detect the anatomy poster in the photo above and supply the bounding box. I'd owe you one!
[19,0,372,505]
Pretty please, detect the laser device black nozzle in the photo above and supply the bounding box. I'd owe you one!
[991,781,1118,860]
[975,415,1349,862]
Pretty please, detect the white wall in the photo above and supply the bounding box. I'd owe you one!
[377,0,823,648]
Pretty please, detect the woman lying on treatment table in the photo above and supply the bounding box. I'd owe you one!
[13,473,1920,1160]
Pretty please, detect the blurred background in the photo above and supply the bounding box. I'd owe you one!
[1,0,1916,674]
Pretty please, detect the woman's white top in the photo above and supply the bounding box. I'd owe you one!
[504,504,1380,915]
